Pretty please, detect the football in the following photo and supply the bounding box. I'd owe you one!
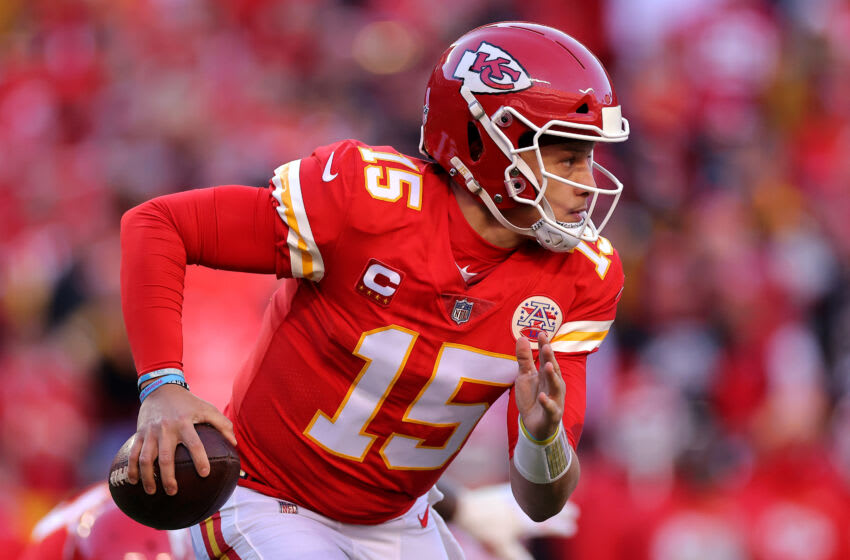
[107,423,240,530]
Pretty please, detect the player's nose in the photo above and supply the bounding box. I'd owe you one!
[569,162,596,196]
[570,166,596,198]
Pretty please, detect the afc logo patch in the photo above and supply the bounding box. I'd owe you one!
[355,259,404,307]
[452,41,532,94]
[511,296,563,345]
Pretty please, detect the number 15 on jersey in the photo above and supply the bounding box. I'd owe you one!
[304,326,516,471]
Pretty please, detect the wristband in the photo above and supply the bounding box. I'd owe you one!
[512,417,572,484]
[139,374,190,403]
[137,368,184,391]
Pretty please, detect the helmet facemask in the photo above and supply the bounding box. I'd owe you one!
[454,86,628,252]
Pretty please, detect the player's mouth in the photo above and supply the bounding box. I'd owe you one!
[558,209,587,227]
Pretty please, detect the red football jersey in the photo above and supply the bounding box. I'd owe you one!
[225,139,624,523]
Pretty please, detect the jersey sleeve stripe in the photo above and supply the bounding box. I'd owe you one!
[553,331,607,342]
[550,320,613,354]
[271,161,325,281]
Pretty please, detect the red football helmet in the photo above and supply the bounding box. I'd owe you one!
[421,22,629,251]
[23,483,194,560]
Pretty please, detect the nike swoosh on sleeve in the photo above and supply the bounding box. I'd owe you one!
[322,152,338,182]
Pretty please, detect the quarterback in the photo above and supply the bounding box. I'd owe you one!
[120,22,629,559]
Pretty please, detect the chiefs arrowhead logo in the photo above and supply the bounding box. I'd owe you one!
[452,41,531,94]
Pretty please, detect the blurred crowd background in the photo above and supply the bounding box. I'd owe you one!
[1,0,849,558]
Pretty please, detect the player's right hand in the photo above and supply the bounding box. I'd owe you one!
[128,384,236,496]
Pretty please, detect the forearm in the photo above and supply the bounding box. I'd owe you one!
[509,446,579,522]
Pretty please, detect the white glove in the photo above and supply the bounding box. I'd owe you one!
[453,483,580,560]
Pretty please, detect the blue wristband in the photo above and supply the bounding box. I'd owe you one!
[139,374,190,403]
[137,368,184,391]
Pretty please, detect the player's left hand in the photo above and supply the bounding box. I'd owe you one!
[514,332,565,441]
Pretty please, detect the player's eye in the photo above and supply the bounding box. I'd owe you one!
[565,153,593,167]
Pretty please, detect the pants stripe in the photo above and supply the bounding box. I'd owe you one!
[201,515,220,558]
[210,511,244,560]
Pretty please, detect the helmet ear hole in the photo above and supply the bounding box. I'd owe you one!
[468,121,484,162]
[518,131,535,149]
[576,103,589,114]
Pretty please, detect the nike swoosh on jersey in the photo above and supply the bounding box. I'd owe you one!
[456,264,478,283]
[322,152,338,182]
[417,506,429,528]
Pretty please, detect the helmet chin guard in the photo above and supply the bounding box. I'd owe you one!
[422,22,629,252]
[532,215,590,252]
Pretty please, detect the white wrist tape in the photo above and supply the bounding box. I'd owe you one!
[512,418,572,484]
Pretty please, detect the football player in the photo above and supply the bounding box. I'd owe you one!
[21,483,193,560]
[120,22,628,559]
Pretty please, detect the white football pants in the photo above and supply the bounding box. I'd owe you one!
[189,485,465,560]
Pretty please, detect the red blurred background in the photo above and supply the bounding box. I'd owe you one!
[1,0,849,558]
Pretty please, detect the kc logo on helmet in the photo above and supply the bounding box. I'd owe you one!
[453,41,531,94]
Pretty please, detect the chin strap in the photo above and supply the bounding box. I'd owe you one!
[531,219,582,252]
[449,156,482,195]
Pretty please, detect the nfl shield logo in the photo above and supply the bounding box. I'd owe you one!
[451,299,474,325]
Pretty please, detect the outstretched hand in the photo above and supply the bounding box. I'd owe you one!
[127,384,236,496]
[514,332,565,441]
